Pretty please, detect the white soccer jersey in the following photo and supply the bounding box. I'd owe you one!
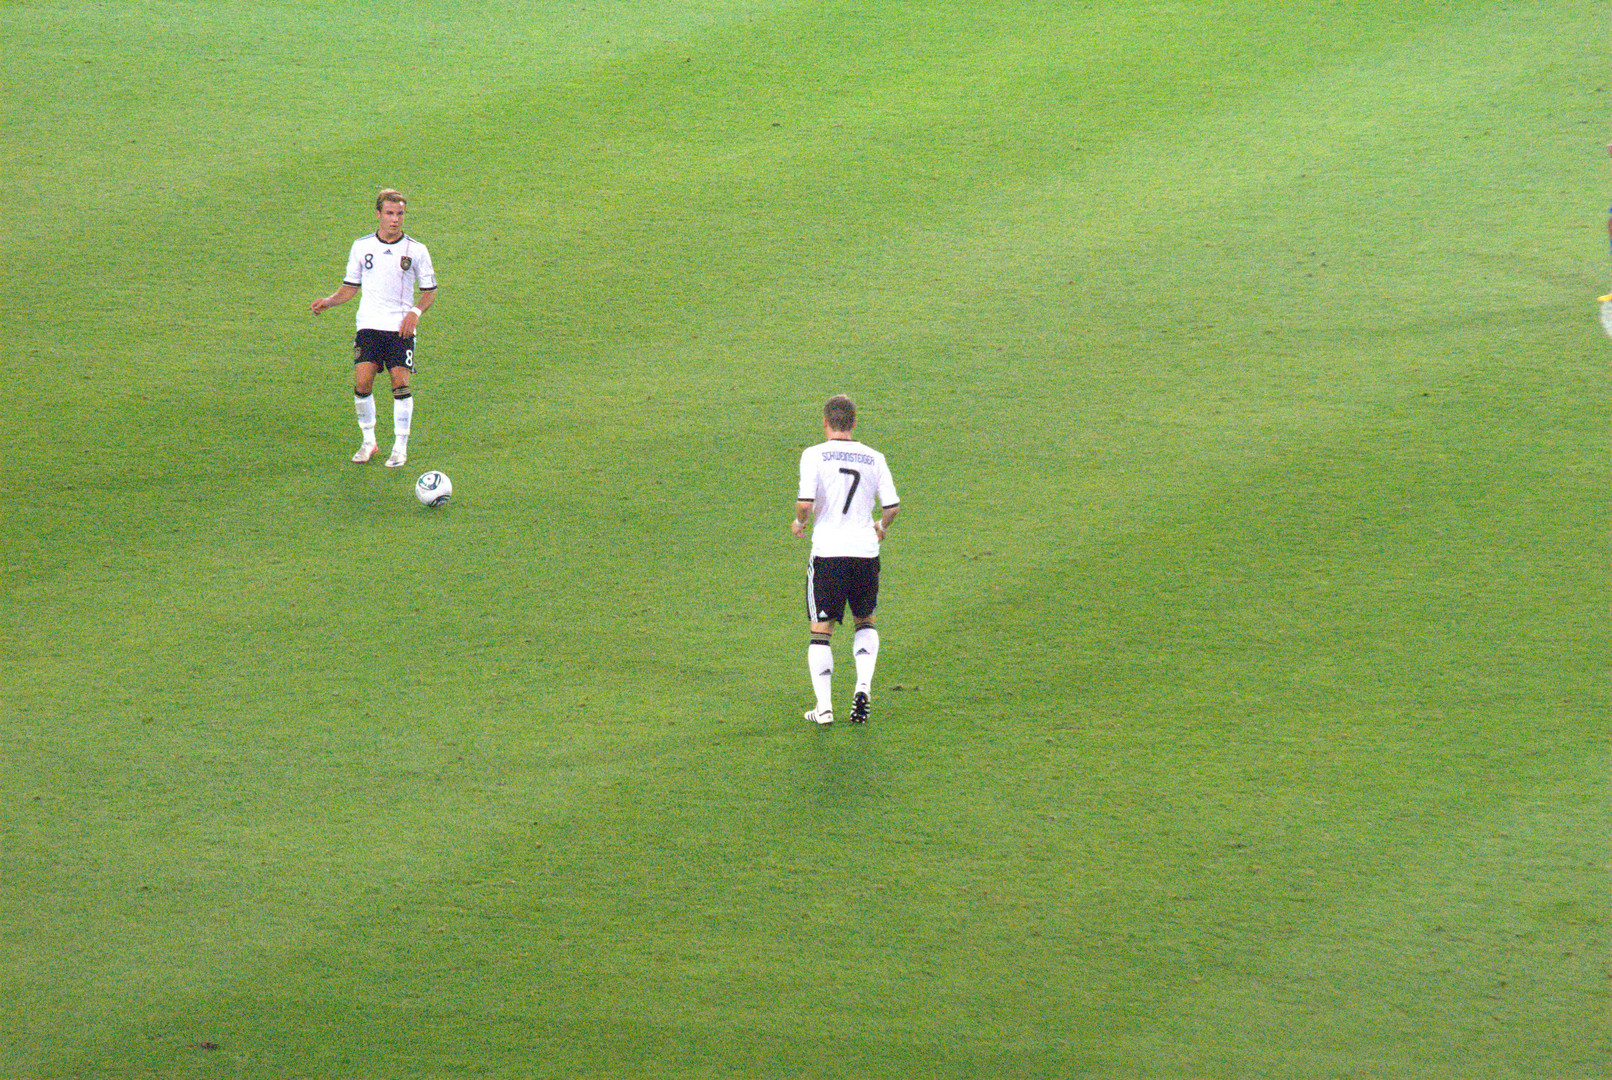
[343,232,437,332]
[798,439,899,558]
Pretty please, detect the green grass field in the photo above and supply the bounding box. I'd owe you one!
[2,1,1607,1076]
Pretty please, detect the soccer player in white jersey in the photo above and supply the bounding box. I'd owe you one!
[310,189,438,467]
[792,395,900,726]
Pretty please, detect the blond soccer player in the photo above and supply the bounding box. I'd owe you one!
[311,189,438,467]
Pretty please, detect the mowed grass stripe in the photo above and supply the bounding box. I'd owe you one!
[0,0,796,246]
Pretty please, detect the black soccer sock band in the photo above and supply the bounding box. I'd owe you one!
[393,388,413,400]
[810,633,832,647]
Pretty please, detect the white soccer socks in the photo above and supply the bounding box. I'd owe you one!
[354,388,414,464]
[355,392,378,445]
[392,391,414,454]
[808,640,834,717]
[384,390,414,467]
[852,626,880,695]
[809,629,880,722]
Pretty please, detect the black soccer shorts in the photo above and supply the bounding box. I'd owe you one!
[806,555,881,624]
[352,329,416,372]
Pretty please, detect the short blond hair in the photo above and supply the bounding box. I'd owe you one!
[375,188,406,211]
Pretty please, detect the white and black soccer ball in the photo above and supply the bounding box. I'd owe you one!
[414,470,453,507]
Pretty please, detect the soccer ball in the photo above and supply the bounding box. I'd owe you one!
[415,470,453,507]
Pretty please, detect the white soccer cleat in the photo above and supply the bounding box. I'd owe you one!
[384,446,408,468]
[804,708,834,726]
[351,442,379,464]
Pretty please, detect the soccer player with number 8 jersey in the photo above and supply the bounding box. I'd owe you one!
[310,189,438,468]
[793,395,901,726]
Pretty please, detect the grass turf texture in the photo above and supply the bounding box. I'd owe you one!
[1,0,1607,1076]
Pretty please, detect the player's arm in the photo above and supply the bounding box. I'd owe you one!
[400,286,437,337]
[792,451,817,538]
[791,498,814,539]
[875,502,899,542]
[874,462,900,541]
[311,283,359,315]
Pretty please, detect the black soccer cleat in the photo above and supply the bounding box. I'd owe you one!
[849,691,870,724]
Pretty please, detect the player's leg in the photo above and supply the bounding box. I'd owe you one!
[848,618,878,723]
[384,337,416,468]
[351,343,382,462]
[806,621,835,724]
[804,558,842,725]
[847,558,881,723]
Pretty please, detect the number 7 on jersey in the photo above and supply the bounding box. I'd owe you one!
[838,468,861,513]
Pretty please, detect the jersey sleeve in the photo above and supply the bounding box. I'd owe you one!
[414,243,437,290]
[343,240,364,287]
[877,456,899,507]
[798,450,817,502]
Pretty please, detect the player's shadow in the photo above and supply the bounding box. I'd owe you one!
[803,731,886,817]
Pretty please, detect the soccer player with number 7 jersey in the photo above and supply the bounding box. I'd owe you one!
[792,395,901,726]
